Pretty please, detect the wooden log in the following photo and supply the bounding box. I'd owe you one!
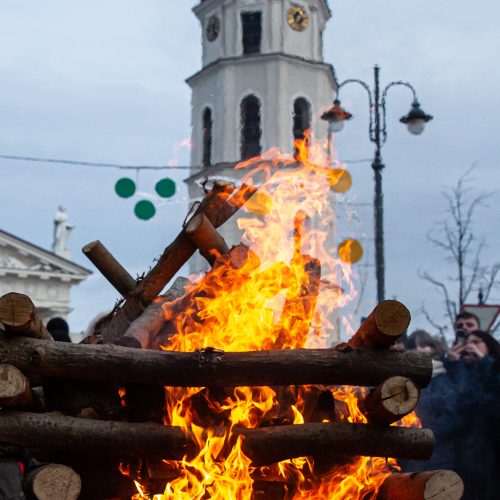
[102,182,257,344]
[377,470,464,500]
[0,292,52,340]
[0,412,433,465]
[23,463,81,500]
[117,277,189,349]
[0,411,195,460]
[82,240,136,297]
[359,376,420,425]
[185,213,230,265]
[238,423,434,467]
[0,363,32,408]
[348,300,411,349]
[0,334,432,388]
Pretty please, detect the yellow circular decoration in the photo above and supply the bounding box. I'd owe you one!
[327,168,352,193]
[338,239,363,264]
[245,191,273,217]
[287,6,309,32]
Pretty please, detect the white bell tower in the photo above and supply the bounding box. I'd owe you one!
[188,0,336,167]
[185,0,336,274]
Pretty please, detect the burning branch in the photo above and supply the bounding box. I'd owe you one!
[100,181,257,344]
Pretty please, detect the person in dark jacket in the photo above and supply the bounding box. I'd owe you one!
[401,330,462,473]
[0,445,25,500]
[46,317,71,342]
[446,330,500,500]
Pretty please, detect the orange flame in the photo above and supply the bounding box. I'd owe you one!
[130,135,417,499]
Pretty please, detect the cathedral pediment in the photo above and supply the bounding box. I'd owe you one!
[0,229,91,281]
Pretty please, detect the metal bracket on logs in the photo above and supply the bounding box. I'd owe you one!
[196,346,225,367]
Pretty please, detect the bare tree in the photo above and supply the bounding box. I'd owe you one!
[419,168,500,334]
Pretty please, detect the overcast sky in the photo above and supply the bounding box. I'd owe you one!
[0,0,499,339]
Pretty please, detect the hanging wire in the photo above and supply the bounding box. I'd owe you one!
[0,153,372,170]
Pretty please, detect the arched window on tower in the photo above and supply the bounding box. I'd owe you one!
[293,97,311,159]
[202,108,212,167]
[240,95,262,160]
[293,98,311,141]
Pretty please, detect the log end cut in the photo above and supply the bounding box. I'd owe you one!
[349,300,411,349]
[0,292,35,328]
[378,470,464,500]
[0,364,31,408]
[361,376,420,425]
[24,464,82,500]
[374,300,411,337]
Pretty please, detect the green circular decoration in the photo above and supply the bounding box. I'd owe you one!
[115,178,136,198]
[155,178,176,198]
[134,200,156,220]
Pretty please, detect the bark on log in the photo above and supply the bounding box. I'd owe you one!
[0,335,432,388]
[82,240,136,297]
[348,300,411,349]
[0,411,194,460]
[0,363,32,408]
[0,293,52,340]
[23,463,82,500]
[359,376,420,426]
[102,182,257,344]
[238,423,434,467]
[236,423,434,466]
[0,412,433,465]
[117,277,189,350]
[185,213,230,266]
[377,470,464,500]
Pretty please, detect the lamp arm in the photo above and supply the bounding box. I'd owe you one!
[380,81,419,144]
[338,79,375,141]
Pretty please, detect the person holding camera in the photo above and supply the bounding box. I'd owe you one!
[446,329,500,499]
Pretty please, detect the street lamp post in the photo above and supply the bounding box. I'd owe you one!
[322,65,433,304]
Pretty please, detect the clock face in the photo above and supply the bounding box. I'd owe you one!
[287,6,309,32]
[206,15,220,42]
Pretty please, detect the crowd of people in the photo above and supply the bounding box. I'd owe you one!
[398,312,500,500]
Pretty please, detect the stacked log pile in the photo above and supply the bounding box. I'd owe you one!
[0,181,464,500]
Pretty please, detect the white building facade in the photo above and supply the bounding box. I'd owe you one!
[186,0,337,276]
[188,0,336,167]
[0,229,91,324]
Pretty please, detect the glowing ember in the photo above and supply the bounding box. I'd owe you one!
[130,136,420,499]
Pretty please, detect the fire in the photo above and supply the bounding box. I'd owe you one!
[130,135,417,499]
